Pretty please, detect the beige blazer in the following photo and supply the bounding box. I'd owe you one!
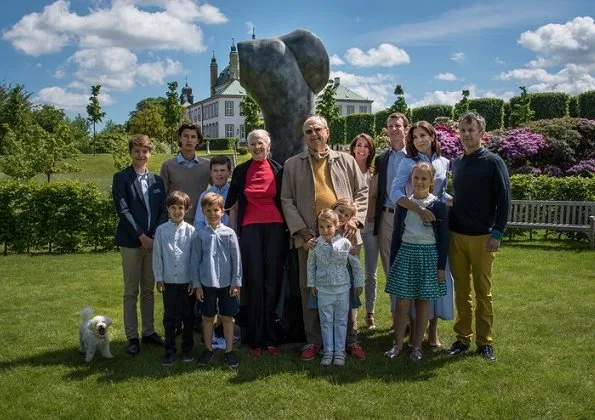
[281,149,368,249]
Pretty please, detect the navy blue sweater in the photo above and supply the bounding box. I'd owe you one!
[449,148,510,238]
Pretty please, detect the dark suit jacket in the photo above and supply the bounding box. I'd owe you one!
[373,150,390,235]
[225,158,285,236]
[112,166,168,248]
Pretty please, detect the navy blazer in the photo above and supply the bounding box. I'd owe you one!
[225,158,285,236]
[389,200,449,271]
[373,150,390,235]
[112,165,168,248]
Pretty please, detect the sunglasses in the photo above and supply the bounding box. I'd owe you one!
[304,127,325,135]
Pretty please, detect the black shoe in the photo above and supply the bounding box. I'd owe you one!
[142,333,164,347]
[126,338,140,355]
[448,340,469,356]
[477,344,496,361]
[225,351,239,368]
[197,349,214,366]
[175,323,183,336]
[162,352,175,366]
[181,352,194,363]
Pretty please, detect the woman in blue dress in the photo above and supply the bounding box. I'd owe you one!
[389,120,453,347]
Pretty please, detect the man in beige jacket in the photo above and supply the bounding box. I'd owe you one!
[281,115,368,361]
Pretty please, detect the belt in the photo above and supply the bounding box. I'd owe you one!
[383,206,395,214]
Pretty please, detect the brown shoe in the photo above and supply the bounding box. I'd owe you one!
[300,344,321,361]
[366,313,376,331]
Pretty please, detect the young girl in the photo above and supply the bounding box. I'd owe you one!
[307,209,363,366]
[385,162,449,362]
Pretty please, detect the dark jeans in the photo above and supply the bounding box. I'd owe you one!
[239,222,286,349]
[162,283,195,354]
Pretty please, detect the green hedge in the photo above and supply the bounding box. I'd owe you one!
[530,92,570,120]
[207,138,237,150]
[374,109,391,135]
[577,90,595,119]
[345,113,375,144]
[329,117,346,145]
[0,181,117,254]
[468,98,505,131]
[509,175,595,201]
[411,105,453,123]
[569,96,579,118]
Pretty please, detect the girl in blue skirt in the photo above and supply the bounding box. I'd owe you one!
[385,162,449,361]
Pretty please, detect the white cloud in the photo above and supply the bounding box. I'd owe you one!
[493,57,506,65]
[137,58,184,84]
[329,54,345,66]
[330,71,396,110]
[411,85,477,108]
[33,86,113,112]
[435,72,457,81]
[499,16,595,94]
[2,0,228,56]
[450,52,465,62]
[245,21,254,35]
[344,43,410,67]
[362,1,560,45]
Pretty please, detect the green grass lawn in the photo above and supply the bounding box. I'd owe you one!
[0,151,250,192]
[1,241,594,418]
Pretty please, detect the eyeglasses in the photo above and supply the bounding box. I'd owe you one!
[304,127,325,135]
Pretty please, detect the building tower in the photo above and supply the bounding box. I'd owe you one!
[229,38,239,81]
[210,51,218,96]
[179,76,194,105]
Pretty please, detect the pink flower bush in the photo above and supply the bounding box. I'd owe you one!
[435,124,463,160]
[497,129,547,164]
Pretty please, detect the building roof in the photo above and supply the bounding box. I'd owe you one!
[214,79,245,96]
[316,79,373,104]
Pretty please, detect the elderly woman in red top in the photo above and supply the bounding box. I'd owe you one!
[225,129,286,357]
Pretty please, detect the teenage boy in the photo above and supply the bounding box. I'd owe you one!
[191,193,242,368]
[112,134,167,355]
[160,123,211,223]
[193,155,232,229]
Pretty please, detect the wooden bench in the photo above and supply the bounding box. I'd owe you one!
[507,200,595,248]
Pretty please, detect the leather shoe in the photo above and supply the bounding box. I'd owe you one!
[126,338,140,355]
[142,332,164,346]
[477,344,496,361]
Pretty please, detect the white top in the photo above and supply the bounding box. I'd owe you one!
[402,194,437,245]
[152,220,196,284]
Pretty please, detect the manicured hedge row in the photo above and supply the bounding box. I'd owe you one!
[206,138,238,150]
[0,181,117,254]
[411,105,453,124]
[329,116,346,145]
[1,176,593,253]
[345,113,375,143]
[577,90,595,119]
[468,98,505,131]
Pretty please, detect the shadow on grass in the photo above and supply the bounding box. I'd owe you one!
[0,330,467,385]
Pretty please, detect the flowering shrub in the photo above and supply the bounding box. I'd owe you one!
[497,129,547,167]
[566,159,595,177]
[435,124,463,160]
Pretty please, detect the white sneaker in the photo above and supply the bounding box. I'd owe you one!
[333,351,346,366]
[320,352,333,366]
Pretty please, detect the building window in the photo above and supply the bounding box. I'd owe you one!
[225,101,234,116]
[338,105,343,116]
[359,105,368,113]
[347,105,355,115]
[225,124,234,138]
[240,125,245,140]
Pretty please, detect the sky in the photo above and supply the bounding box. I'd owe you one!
[1,0,594,126]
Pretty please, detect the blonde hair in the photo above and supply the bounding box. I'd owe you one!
[317,208,339,227]
[331,198,356,218]
[128,134,152,152]
[201,192,224,210]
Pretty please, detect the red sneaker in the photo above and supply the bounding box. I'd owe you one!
[346,342,366,360]
[249,347,262,358]
[300,344,321,361]
[267,346,281,357]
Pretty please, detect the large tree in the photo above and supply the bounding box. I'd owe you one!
[240,94,262,135]
[454,89,471,120]
[128,102,166,144]
[389,85,410,118]
[86,85,106,155]
[163,81,186,150]
[0,84,33,154]
[316,80,340,126]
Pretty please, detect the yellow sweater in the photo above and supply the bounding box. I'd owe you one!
[312,156,337,215]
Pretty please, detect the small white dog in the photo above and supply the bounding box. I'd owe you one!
[79,307,113,362]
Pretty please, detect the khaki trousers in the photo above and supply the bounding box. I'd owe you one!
[449,232,495,346]
[120,247,156,340]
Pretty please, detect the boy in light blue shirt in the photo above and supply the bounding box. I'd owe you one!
[191,192,242,368]
[193,155,231,229]
[153,191,196,366]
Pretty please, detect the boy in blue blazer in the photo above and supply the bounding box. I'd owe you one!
[112,134,168,355]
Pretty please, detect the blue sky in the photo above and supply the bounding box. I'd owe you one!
[1,0,594,125]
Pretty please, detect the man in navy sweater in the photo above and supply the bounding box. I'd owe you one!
[447,112,510,361]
